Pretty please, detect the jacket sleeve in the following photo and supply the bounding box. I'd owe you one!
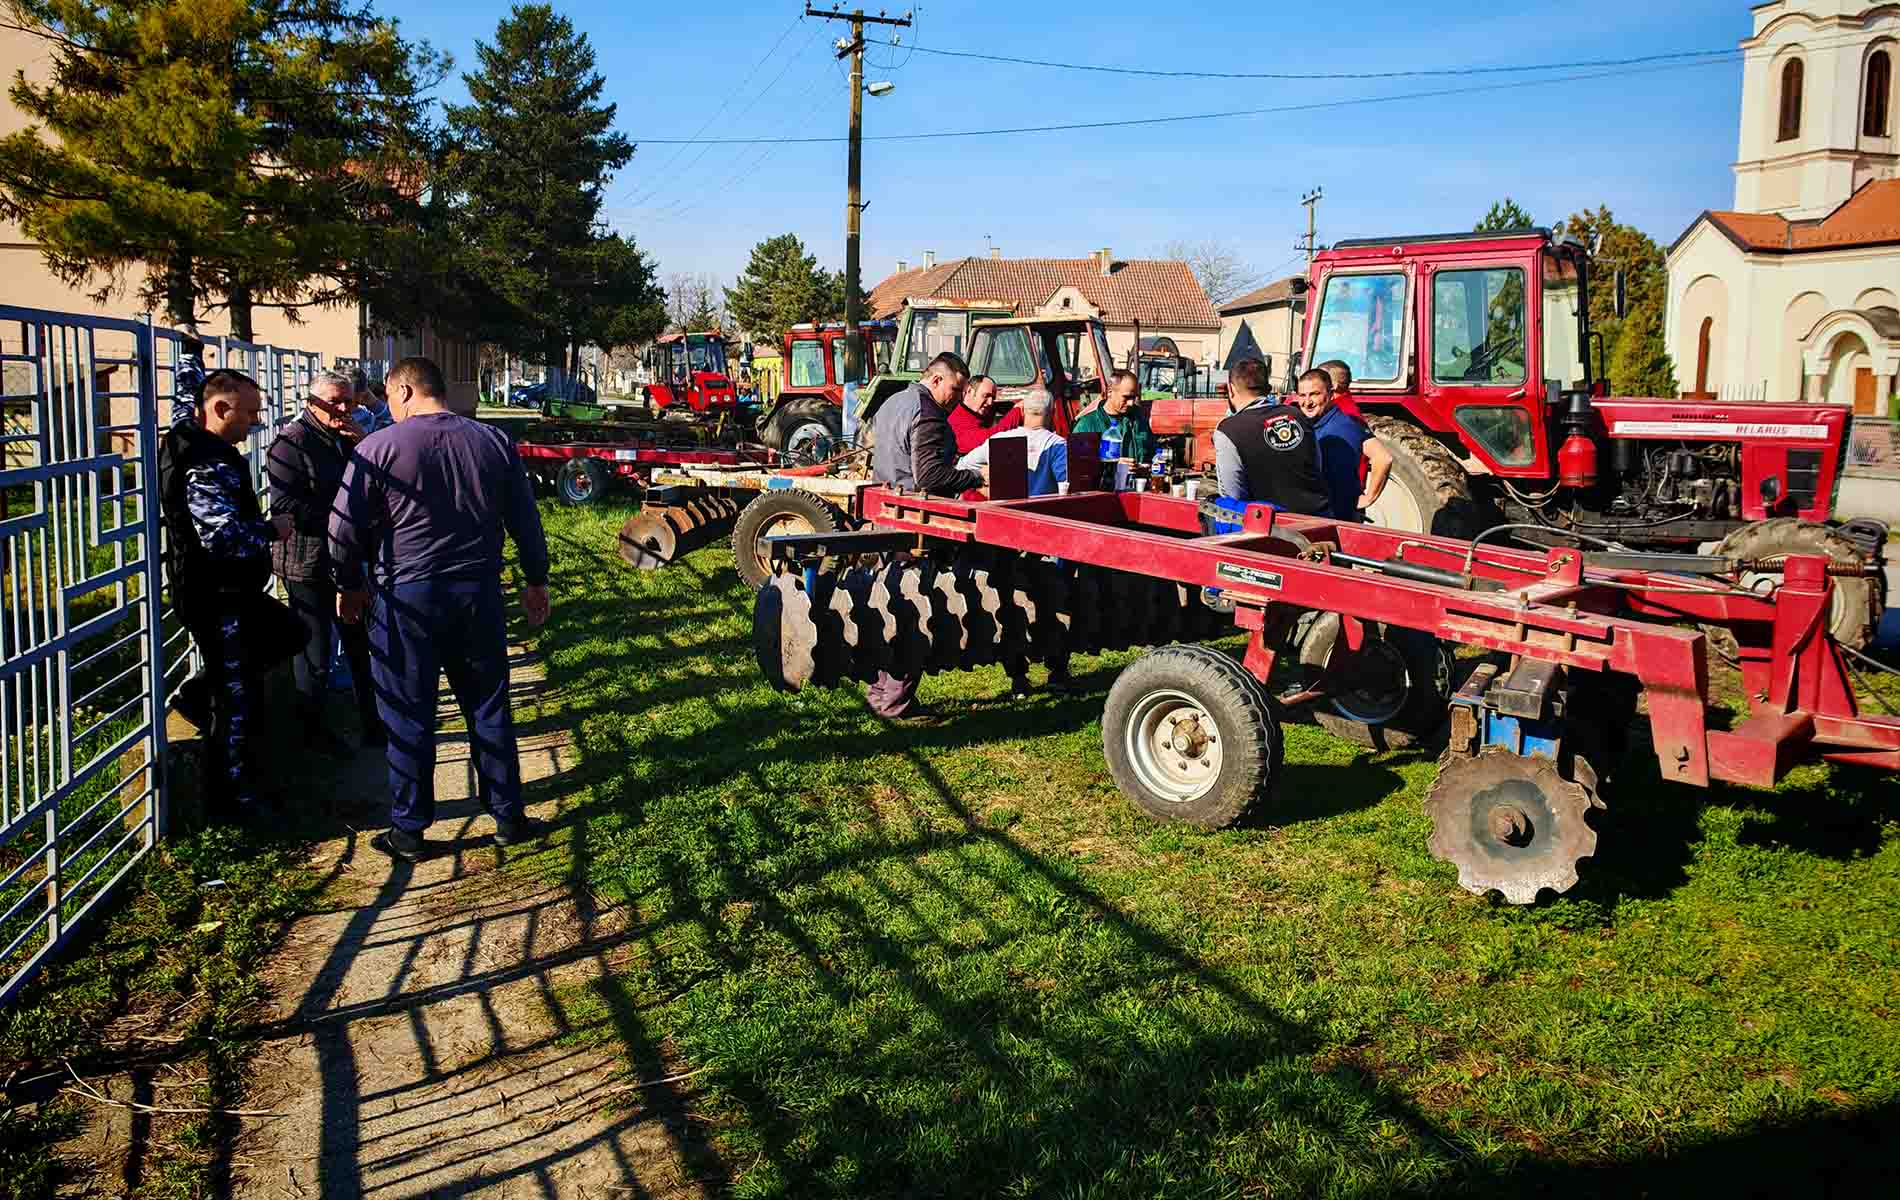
[266,430,327,534]
[184,461,274,565]
[500,443,551,587]
[327,456,371,590]
[912,410,983,496]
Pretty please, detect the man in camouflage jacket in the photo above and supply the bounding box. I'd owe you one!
[159,370,306,821]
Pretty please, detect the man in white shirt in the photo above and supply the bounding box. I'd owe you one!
[955,387,1068,495]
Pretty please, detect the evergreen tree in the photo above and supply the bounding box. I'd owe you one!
[1475,198,1538,232]
[443,4,661,375]
[1559,205,1667,370]
[1608,291,1678,398]
[0,0,443,336]
[724,234,839,345]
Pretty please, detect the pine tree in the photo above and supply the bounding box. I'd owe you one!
[443,4,661,375]
[1559,205,1667,369]
[1475,198,1537,232]
[1608,291,1678,398]
[0,0,443,335]
[724,234,839,345]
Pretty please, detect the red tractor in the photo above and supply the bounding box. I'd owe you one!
[1279,227,1882,647]
[756,320,898,462]
[641,331,739,414]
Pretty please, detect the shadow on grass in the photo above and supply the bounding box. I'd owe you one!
[517,514,1900,1197]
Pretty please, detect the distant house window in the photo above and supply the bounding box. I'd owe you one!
[1778,59,1804,142]
[1867,50,1892,137]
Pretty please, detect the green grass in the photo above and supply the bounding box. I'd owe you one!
[521,500,1900,1198]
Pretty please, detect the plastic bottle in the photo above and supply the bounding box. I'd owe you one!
[1152,445,1172,478]
[1100,422,1123,463]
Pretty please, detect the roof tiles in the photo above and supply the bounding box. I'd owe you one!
[867,256,1219,328]
[1705,179,1900,252]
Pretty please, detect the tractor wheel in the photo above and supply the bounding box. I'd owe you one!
[1296,613,1453,749]
[763,395,842,465]
[1706,517,1881,657]
[1363,417,1483,537]
[731,490,844,591]
[1103,644,1283,829]
[557,457,610,506]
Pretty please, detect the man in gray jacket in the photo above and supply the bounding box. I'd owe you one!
[865,351,982,718]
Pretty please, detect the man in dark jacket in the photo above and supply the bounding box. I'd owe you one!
[329,356,551,863]
[864,352,982,718]
[268,369,382,754]
[159,370,306,822]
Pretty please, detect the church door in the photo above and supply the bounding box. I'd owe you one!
[1854,367,1876,415]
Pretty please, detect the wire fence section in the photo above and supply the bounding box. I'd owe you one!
[0,306,325,1007]
[1846,418,1900,479]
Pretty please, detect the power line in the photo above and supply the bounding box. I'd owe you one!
[900,42,1739,81]
[624,56,1736,145]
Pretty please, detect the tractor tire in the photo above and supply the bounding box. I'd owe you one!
[1706,517,1882,657]
[763,396,843,465]
[1297,613,1454,750]
[731,489,844,591]
[1363,416,1483,537]
[1103,643,1283,829]
[557,457,610,506]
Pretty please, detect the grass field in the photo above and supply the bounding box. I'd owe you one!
[512,501,1900,1198]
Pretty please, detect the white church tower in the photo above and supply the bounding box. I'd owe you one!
[1665,1,1900,411]
[1732,0,1897,217]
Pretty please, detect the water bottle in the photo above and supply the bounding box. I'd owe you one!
[1100,422,1123,462]
[1152,445,1172,478]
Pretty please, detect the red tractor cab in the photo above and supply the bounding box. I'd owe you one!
[1297,227,1881,646]
[643,332,738,414]
[759,320,897,461]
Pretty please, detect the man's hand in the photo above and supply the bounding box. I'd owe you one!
[270,513,295,541]
[336,588,367,625]
[978,464,991,484]
[522,584,551,628]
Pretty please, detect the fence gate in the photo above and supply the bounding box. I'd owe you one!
[0,308,168,1006]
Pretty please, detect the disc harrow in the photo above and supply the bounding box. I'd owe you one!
[616,492,741,570]
[754,552,1230,692]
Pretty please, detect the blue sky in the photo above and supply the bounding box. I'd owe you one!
[395,0,1758,293]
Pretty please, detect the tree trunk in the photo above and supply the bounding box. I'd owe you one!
[227,283,255,344]
[163,254,196,330]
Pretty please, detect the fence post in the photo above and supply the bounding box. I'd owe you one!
[138,316,169,839]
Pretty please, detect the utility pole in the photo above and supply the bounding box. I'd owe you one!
[806,5,911,384]
[1297,187,1324,267]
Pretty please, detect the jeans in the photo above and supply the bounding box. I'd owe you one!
[282,577,378,729]
[183,589,307,814]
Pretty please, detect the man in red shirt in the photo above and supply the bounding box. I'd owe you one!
[1315,359,1361,419]
[946,374,1023,453]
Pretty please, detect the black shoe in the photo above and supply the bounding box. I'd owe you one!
[174,677,211,730]
[1008,677,1031,701]
[493,816,545,847]
[1047,672,1080,695]
[372,828,431,862]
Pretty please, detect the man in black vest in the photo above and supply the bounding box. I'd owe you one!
[159,370,308,823]
[1212,359,1332,517]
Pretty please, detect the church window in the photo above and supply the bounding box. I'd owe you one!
[1866,51,1891,137]
[1778,58,1804,142]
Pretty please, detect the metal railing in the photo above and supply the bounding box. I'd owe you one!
[0,307,327,1007]
[1846,418,1900,480]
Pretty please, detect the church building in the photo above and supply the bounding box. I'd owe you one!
[1665,0,1899,413]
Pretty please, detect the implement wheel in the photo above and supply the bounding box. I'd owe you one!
[1297,614,1453,749]
[1425,749,1601,904]
[764,396,843,466]
[1103,644,1282,829]
[557,456,610,506]
[731,490,844,591]
[1706,518,1881,656]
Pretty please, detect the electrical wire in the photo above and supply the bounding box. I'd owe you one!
[898,42,1738,81]
[623,56,1734,145]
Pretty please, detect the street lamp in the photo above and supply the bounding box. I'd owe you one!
[866,80,895,97]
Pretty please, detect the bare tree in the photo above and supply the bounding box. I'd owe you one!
[665,271,724,330]
[1161,239,1256,306]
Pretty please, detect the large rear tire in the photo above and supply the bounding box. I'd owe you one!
[1707,517,1881,655]
[1363,416,1482,537]
[731,489,844,591]
[1103,644,1282,829]
[763,395,842,465]
[557,457,610,506]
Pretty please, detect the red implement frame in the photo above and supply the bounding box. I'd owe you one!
[516,442,775,485]
[858,487,1900,789]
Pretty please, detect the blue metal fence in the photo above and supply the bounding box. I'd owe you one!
[0,307,324,1006]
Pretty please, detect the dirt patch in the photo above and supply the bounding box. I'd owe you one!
[64,643,719,1198]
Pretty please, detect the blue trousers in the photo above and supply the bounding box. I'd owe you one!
[368,577,523,834]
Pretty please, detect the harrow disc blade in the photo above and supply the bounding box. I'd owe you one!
[1424,749,1599,904]
[754,573,817,691]
[836,567,891,681]
[872,560,930,678]
[617,511,682,570]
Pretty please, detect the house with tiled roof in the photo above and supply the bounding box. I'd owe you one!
[1217,276,1308,387]
[1663,1,1899,412]
[867,248,1220,367]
